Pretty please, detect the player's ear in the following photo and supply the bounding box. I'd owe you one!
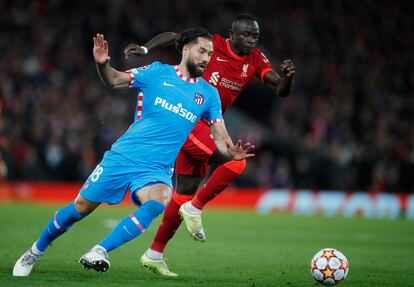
[182,44,190,56]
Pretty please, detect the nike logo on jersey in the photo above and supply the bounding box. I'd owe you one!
[216,57,227,62]
[163,82,174,87]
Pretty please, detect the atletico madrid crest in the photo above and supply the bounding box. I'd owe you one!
[194,93,204,105]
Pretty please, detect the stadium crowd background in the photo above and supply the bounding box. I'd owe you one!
[0,0,412,192]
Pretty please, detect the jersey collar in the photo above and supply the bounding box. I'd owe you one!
[226,39,246,60]
[174,66,200,83]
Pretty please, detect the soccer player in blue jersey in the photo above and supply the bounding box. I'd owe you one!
[13,28,254,277]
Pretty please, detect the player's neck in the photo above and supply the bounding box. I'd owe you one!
[174,64,200,83]
[229,41,244,57]
[177,62,199,80]
[177,63,192,78]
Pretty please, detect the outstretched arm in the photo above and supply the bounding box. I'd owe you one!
[124,32,178,58]
[93,33,131,89]
[210,122,255,161]
[263,59,295,97]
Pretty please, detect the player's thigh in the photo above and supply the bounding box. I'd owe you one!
[176,174,204,195]
[79,163,130,205]
[175,150,209,194]
[129,168,174,206]
[176,123,216,177]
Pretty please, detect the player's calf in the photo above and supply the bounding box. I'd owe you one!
[191,159,247,210]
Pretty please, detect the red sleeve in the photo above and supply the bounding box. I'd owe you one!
[254,50,274,83]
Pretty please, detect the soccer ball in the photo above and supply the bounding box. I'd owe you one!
[310,248,349,286]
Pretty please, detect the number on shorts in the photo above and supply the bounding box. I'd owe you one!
[90,165,104,182]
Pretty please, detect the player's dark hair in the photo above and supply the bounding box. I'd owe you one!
[175,27,212,54]
[232,13,258,24]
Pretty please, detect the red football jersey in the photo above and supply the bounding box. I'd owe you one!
[202,34,274,113]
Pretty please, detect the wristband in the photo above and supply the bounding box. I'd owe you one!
[141,46,148,55]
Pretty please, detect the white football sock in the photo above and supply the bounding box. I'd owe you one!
[31,242,44,255]
[146,248,163,260]
[93,245,107,252]
[184,201,202,215]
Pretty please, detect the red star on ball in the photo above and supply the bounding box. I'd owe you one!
[322,249,335,260]
[322,267,335,279]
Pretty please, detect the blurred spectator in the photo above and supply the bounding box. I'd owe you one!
[0,152,8,180]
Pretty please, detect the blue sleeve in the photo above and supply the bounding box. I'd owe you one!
[202,87,224,125]
[126,62,160,89]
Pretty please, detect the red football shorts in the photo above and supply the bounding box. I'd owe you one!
[175,120,216,177]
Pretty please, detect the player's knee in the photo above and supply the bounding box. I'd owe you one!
[176,175,203,195]
[223,159,247,175]
[176,184,197,195]
[137,183,172,206]
[147,187,172,206]
[161,188,173,206]
[74,196,99,215]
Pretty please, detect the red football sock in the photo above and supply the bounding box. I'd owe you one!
[150,192,194,253]
[191,159,246,210]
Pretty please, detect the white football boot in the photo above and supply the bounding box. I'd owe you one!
[140,252,178,277]
[79,245,110,272]
[179,202,206,242]
[13,244,43,277]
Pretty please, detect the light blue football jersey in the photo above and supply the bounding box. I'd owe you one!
[109,62,223,171]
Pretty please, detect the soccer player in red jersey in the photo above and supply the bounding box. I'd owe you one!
[124,14,295,276]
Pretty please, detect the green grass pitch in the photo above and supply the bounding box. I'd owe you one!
[1,203,413,286]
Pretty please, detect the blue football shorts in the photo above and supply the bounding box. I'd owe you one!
[79,151,173,206]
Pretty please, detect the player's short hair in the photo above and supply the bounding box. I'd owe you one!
[175,27,212,54]
[232,13,258,24]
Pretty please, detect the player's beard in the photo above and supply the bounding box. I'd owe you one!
[186,57,204,78]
